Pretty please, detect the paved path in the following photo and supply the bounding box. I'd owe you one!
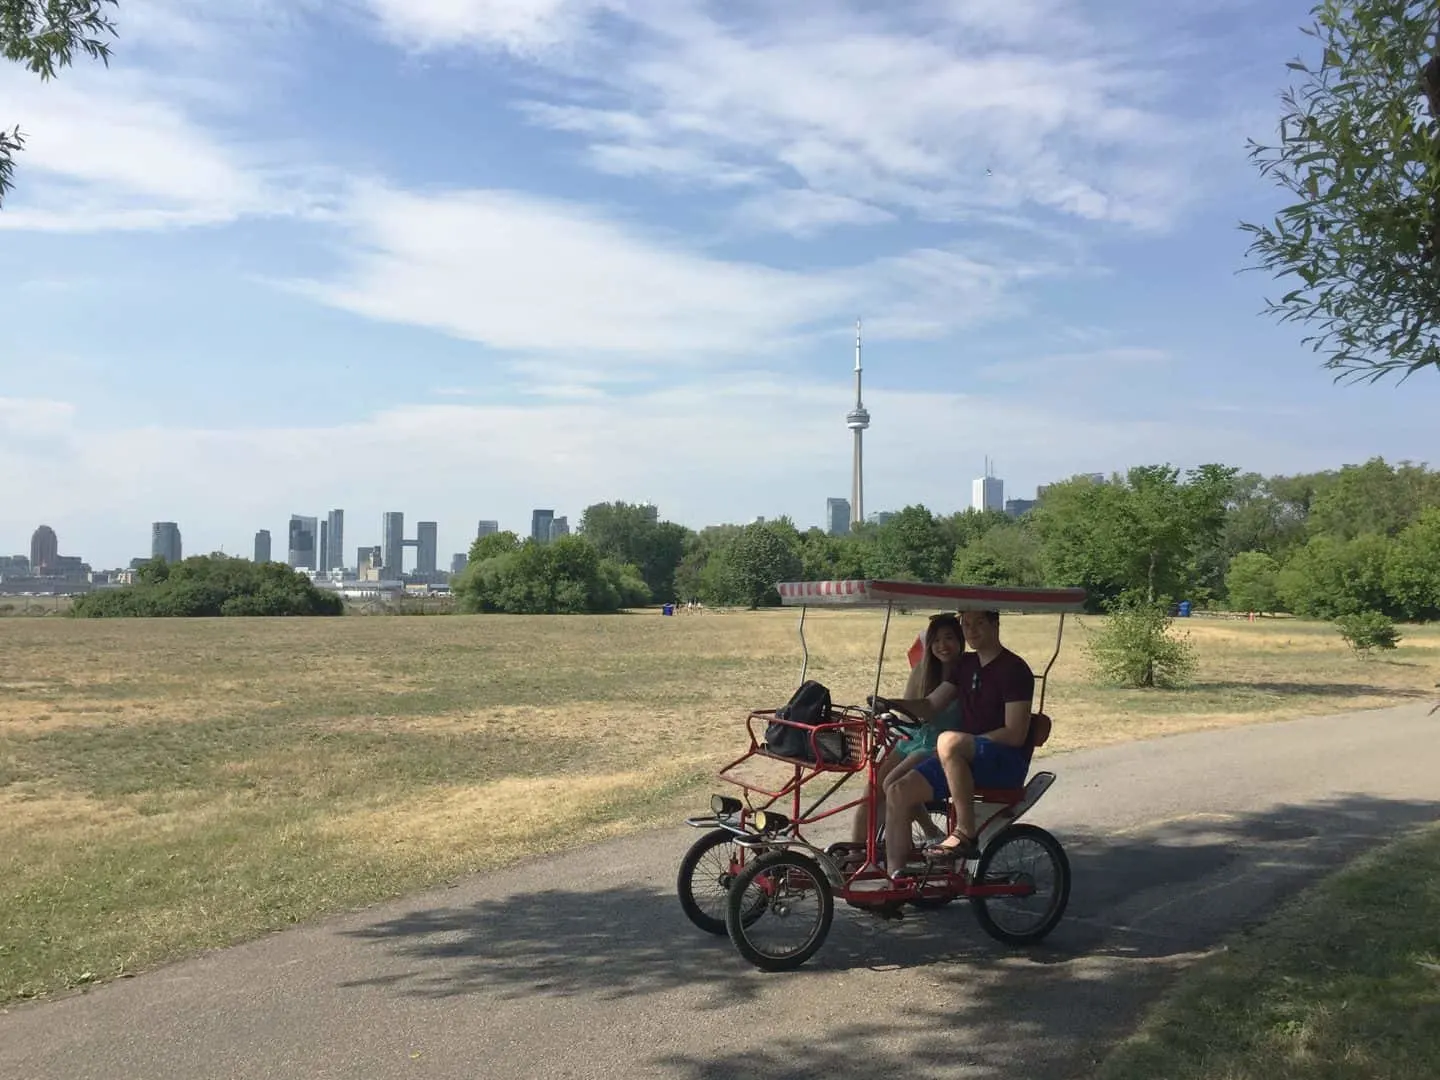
[4,704,1438,1080]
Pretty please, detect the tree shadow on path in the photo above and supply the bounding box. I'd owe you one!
[341,793,1439,1078]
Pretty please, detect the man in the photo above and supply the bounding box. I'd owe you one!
[873,609,1035,874]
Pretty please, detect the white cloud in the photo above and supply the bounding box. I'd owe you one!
[732,189,894,238]
[291,181,1061,361]
[0,1,327,232]
[361,0,1202,235]
[0,379,1317,569]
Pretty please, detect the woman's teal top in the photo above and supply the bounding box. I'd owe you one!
[895,700,964,756]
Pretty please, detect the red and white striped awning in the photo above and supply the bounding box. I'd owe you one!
[776,579,1087,613]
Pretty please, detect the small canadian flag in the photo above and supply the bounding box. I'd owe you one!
[907,633,925,669]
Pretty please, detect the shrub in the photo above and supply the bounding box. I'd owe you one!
[1086,597,1198,689]
[1334,611,1401,655]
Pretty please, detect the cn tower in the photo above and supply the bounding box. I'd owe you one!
[846,318,870,527]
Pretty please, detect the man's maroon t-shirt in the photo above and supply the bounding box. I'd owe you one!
[943,648,1035,737]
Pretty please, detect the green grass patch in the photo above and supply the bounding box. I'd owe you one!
[1096,823,1440,1080]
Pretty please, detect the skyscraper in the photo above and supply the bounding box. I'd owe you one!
[416,521,438,575]
[382,511,405,578]
[451,553,469,575]
[152,522,182,563]
[845,319,870,528]
[319,520,329,574]
[972,458,1003,512]
[531,509,554,543]
[476,520,499,539]
[254,529,272,563]
[826,497,851,537]
[30,525,58,573]
[326,509,345,572]
[549,516,569,541]
[288,515,317,569]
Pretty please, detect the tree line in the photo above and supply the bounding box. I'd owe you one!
[464,457,1440,620]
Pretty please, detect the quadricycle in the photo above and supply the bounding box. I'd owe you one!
[675,578,1086,971]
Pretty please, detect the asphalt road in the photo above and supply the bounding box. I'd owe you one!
[4,703,1438,1080]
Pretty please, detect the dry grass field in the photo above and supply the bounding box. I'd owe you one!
[2,609,1438,1004]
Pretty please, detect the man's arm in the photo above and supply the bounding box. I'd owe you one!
[884,679,959,721]
[982,699,1032,747]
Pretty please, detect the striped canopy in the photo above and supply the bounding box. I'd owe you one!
[776,579,1087,614]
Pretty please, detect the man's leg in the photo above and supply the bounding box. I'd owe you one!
[930,731,978,852]
[884,770,935,872]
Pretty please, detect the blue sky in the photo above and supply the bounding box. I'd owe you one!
[2,0,1436,569]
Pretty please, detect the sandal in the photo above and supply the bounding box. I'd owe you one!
[923,831,979,860]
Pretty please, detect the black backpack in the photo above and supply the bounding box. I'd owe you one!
[764,681,845,763]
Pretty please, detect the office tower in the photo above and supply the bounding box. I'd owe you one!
[254,529,272,563]
[549,516,569,541]
[382,511,405,577]
[972,458,1003,512]
[319,520,329,574]
[416,521,438,575]
[826,497,850,537]
[30,525,58,573]
[358,545,381,572]
[326,509,344,571]
[288,515,317,570]
[476,520,499,539]
[845,318,870,528]
[451,553,469,575]
[152,522,182,563]
[531,509,554,543]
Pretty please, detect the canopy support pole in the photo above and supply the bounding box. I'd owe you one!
[797,605,809,684]
[871,600,893,703]
[1038,613,1065,714]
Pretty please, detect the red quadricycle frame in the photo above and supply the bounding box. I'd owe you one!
[674,578,1087,972]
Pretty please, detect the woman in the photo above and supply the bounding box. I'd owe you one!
[844,613,967,856]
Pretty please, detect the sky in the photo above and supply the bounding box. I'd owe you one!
[2,0,1437,570]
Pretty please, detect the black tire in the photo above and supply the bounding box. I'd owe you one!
[725,850,834,972]
[677,829,767,935]
[971,823,1071,945]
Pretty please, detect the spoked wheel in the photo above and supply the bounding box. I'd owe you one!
[971,823,1071,945]
[725,850,834,971]
[677,829,768,935]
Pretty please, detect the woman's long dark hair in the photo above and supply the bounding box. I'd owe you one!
[905,613,965,698]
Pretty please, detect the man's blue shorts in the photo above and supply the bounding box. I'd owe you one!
[915,737,1030,798]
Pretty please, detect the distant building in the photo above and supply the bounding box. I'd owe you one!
[382,511,405,578]
[868,511,895,526]
[319,519,329,575]
[1004,498,1037,518]
[288,515,317,570]
[416,521,438,575]
[152,522,182,563]
[450,553,469,575]
[30,525,58,573]
[826,497,851,536]
[476,519,499,539]
[254,529,272,563]
[326,509,345,572]
[0,555,30,576]
[531,509,554,543]
[972,475,1004,513]
[358,545,382,574]
[549,516,569,541]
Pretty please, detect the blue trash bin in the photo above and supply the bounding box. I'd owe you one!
[1178,600,1192,617]
[662,603,674,616]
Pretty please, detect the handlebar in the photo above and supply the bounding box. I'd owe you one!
[867,695,925,733]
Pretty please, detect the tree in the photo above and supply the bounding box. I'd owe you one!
[1276,533,1392,618]
[578,502,690,601]
[864,505,953,582]
[1032,465,1237,608]
[1,0,118,207]
[1305,457,1440,539]
[1384,506,1440,619]
[453,535,649,614]
[71,554,343,617]
[718,522,802,608]
[1225,551,1283,613]
[1086,598,1198,689]
[1240,1,1440,382]
[949,523,1045,587]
